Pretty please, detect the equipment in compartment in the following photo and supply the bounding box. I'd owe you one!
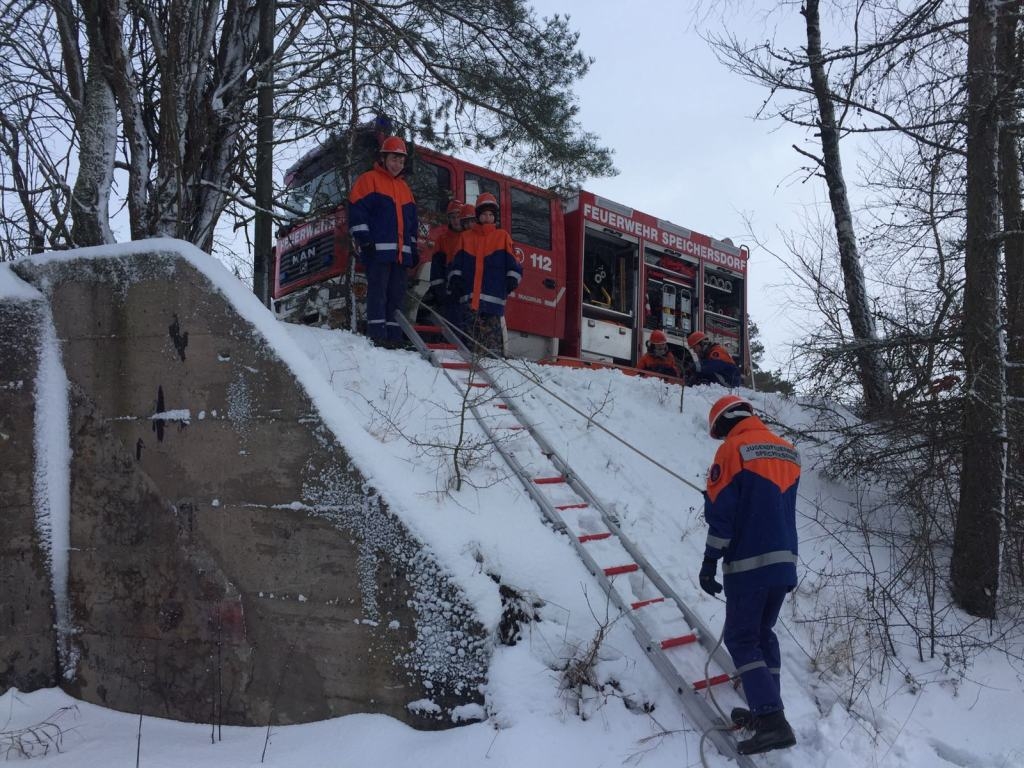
[702,266,744,359]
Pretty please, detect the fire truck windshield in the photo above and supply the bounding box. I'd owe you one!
[284,169,347,220]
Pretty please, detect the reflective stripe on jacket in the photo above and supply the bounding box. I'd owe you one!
[703,415,800,594]
[448,222,522,315]
[348,164,417,267]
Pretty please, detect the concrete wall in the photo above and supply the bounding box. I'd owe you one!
[2,249,489,727]
[0,298,57,692]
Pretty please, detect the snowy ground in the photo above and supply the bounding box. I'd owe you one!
[3,243,1023,767]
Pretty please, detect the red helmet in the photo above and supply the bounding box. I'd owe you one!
[687,331,707,348]
[460,203,478,221]
[446,199,464,215]
[650,330,667,345]
[475,192,499,216]
[708,394,753,439]
[379,136,407,156]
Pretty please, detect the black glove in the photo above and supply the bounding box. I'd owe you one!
[505,276,518,294]
[358,240,378,262]
[699,557,723,596]
[449,275,466,297]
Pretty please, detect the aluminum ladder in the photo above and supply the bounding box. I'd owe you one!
[397,312,757,767]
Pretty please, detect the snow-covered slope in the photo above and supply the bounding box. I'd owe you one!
[4,245,1022,767]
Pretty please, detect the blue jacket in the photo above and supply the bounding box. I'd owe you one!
[703,416,800,594]
[448,223,522,316]
[348,164,417,267]
[429,227,462,292]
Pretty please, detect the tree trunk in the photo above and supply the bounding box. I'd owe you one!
[70,52,116,247]
[803,0,893,415]
[951,0,1005,619]
[998,0,1024,586]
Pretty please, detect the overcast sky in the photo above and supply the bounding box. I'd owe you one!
[527,0,824,368]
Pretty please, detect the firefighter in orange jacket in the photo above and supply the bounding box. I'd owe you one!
[447,193,522,355]
[348,136,417,346]
[688,331,741,387]
[700,395,799,755]
[426,199,464,322]
[636,330,682,378]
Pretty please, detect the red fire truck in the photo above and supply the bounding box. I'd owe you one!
[272,130,750,377]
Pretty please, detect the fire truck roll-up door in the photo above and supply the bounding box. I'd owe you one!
[579,226,637,365]
[643,245,697,348]
[700,264,745,362]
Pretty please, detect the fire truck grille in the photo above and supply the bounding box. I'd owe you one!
[279,233,335,287]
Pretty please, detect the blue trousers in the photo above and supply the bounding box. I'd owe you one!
[723,586,787,715]
[365,261,407,341]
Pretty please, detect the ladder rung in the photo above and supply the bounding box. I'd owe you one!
[578,532,612,543]
[467,381,489,388]
[442,361,472,370]
[604,563,639,576]
[660,633,698,650]
[495,404,509,409]
[427,342,457,350]
[497,425,525,431]
[533,476,566,485]
[555,503,589,511]
[692,674,732,691]
[413,324,442,333]
[631,597,665,610]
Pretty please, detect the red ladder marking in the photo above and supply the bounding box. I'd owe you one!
[604,563,639,576]
[467,382,489,388]
[497,425,525,431]
[692,674,731,691]
[442,361,472,370]
[555,503,589,511]
[413,324,442,334]
[578,532,611,543]
[495,404,509,409]
[630,597,665,610]
[428,343,457,350]
[660,633,698,650]
[533,476,566,485]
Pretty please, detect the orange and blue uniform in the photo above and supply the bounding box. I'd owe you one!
[696,342,741,387]
[636,351,682,378]
[704,414,799,717]
[348,163,417,341]
[448,222,521,317]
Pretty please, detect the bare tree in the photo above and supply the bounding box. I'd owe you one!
[801,0,893,413]
[997,0,1024,586]
[950,0,1007,618]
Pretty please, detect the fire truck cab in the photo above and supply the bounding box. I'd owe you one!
[561,191,749,372]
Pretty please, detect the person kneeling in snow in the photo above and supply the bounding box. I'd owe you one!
[636,329,682,379]
[687,331,741,387]
[700,395,799,755]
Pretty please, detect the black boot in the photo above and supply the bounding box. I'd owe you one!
[730,707,754,729]
[736,710,796,755]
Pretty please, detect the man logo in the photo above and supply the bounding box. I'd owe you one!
[708,464,722,483]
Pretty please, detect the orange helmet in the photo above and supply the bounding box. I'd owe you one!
[650,329,667,345]
[460,203,477,221]
[687,331,707,348]
[446,199,464,215]
[379,136,407,156]
[708,395,753,439]
[475,192,499,216]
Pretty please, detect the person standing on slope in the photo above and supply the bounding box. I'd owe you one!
[348,136,418,347]
[699,394,800,755]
